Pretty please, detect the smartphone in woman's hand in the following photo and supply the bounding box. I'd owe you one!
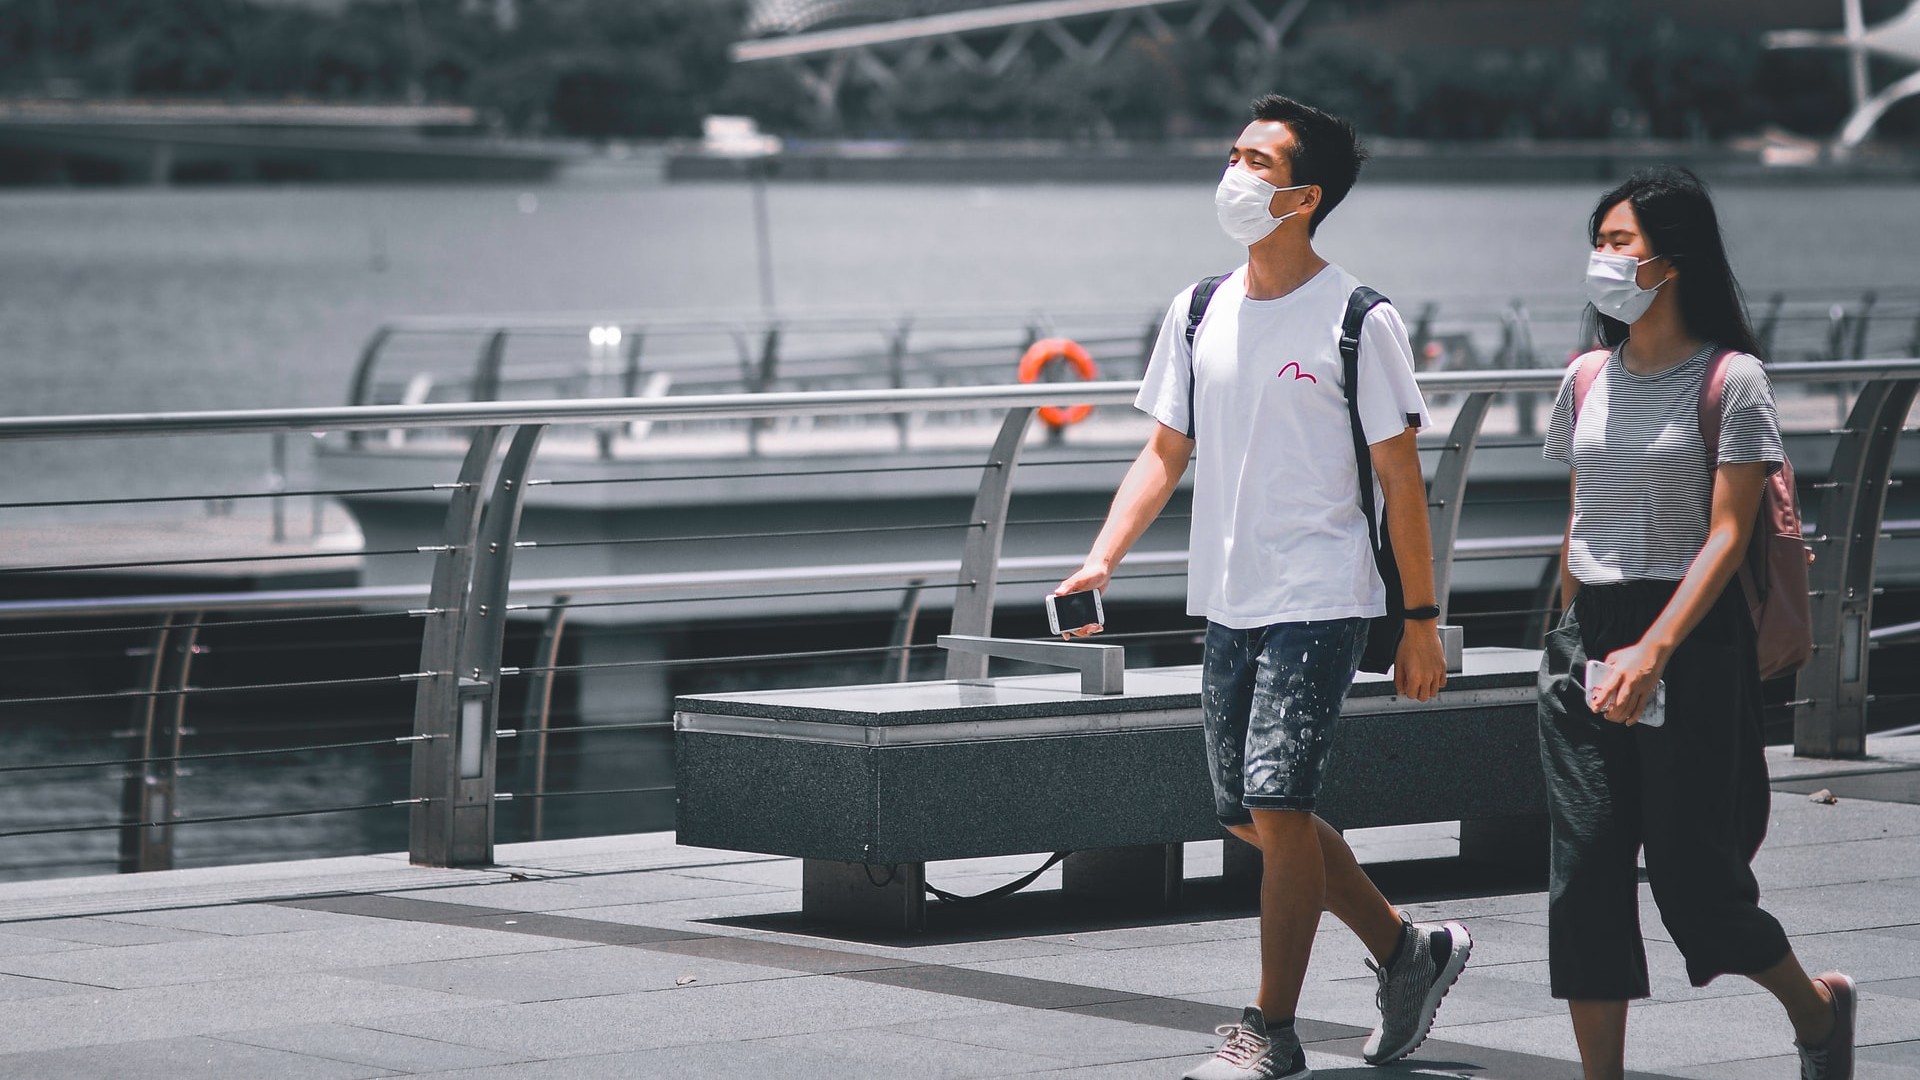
[1585,659,1666,727]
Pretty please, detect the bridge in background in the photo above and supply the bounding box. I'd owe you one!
[733,0,1312,127]
[0,101,566,185]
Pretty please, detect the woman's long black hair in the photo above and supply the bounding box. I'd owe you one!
[1585,166,1763,357]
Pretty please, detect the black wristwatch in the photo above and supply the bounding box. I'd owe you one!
[1403,605,1441,621]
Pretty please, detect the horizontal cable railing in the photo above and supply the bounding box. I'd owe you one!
[6,359,1920,881]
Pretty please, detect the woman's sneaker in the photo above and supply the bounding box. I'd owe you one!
[1182,1006,1310,1080]
[1362,918,1472,1065]
[1798,972,1856,1080]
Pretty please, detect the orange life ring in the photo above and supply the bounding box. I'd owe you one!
[1017,338,1098,428]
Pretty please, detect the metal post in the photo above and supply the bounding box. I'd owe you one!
[1799,376,1920,757]
[521,595,570,841]
[888,581,924,682]
[946,407,1035,679]
[598,331,645,461]
[750,157,777,313]
[119,611,200,873]
[345,327,395,445]
[409,427,504,867]
[1426,391,1494,623]
[472,330,508,403]
[446,424,547,866]
[889,321,912,448]
[269,432,288,544]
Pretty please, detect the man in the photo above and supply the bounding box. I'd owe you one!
[1054,95,1470,1080]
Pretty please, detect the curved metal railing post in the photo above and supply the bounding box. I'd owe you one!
[346,325,394,416]
[409,426,503,867]
[946,406,1035,680]
[472,330,508,403]
[1427,391,1495,624]
[520,595,570,841]
[119,610,201,873]
[447,423,546,866]
[1799,375,1920,758]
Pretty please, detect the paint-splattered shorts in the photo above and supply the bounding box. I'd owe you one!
[1201,618,1367,824]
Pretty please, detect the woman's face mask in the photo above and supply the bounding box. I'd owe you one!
[1586,250,1671,324]
[1215,166,1310,247]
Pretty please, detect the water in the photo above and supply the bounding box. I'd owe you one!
[4,179,1918,505]
[2,177,1917,880]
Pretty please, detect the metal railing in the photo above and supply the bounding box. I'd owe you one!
[5,358,1920,875]
[343,288,1920,431]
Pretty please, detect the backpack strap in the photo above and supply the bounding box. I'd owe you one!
[1341,286,1393,553]
[1181,272,1231,439]
[1695,345,1742,468]
[1569,348,1610,422]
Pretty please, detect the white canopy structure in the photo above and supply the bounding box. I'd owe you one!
[1767,0,1920,154]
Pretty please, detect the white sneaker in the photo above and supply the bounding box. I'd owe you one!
[1362,918,1471,1064]
[1182,1006,1310,1080]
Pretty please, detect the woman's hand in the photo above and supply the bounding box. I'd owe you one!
[1051,563,1110,639]
[1592,640,1670,725]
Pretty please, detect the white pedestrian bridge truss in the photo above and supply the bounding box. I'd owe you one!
[734,0,1314,125]
[1767,0,1920,154]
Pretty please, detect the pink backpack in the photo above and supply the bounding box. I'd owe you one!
[1570,348,1813,679]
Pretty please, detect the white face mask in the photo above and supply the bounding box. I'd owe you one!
[1586,250,1671,324]
[1215,166,1309,247]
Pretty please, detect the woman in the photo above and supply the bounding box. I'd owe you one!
[1539,167,1855,1080]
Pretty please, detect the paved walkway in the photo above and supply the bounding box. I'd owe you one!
[0,738,1918,1079]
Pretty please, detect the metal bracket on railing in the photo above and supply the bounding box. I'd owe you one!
[1800,375,1920,758]
[938,635,1124,695]
[1427,390,1494,623]
[946,406,1036,680]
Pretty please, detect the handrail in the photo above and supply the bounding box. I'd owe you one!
[0,551,1193,621]
[8,358,1920,440]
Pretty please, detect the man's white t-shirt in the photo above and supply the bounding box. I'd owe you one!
[1135,263,1430,629]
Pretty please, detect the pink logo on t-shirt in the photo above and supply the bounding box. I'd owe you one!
[1276,362,1317,384]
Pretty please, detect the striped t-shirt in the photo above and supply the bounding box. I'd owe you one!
[1543,344,1784,585]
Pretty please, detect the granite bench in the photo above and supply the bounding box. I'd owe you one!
[673,645,1544,931]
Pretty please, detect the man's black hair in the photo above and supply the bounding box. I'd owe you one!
[1248,94,1368,235]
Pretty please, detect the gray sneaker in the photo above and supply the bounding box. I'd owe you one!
[1361,918,1471,1065]
[1182,1006,1310,1080]
[1798,972,1856,1080]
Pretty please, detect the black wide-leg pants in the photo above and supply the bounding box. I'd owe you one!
[1538,579,1791,1000]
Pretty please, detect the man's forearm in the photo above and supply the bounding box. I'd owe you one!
[1383,481,1439,609]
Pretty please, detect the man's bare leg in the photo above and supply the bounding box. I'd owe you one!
[1230,813,1402,965]
[1245,808,1328,1020]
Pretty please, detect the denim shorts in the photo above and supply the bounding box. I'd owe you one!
[1201,618,1367,824]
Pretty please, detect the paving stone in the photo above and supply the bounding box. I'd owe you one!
[217,1024,523,1072]
[0,917,214,947]
[0,973,101,1003]
[0,917,588,989]
[1763,879,1920,936]
[361,972,1018,1059]
[0,1035,394,1080]
[1752,835,1920,890]
[343,942,798,1002]
[405,1033,1037,1080]
[1438,990,1920,1072]
[99,903,387,937]
[1871,977,1920,1001]
[0,973,486,1055]
[388,872,780,912]
[0,933,87,959]
[963,936,1275,998]
[752,1027,1070,1078]
[888,1006,1217,1068]
[1862,1040,1920,1070]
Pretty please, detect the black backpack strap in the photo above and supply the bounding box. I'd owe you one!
[1341,284,1395,562]
[1182,273,1230,439]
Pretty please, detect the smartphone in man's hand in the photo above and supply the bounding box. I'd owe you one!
[1046,589,1104,637]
